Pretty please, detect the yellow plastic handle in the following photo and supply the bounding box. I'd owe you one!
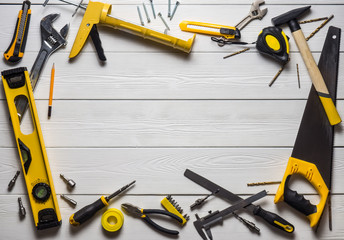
[274,157,329,227]
[319,94,342,126]
[179,20,238,39]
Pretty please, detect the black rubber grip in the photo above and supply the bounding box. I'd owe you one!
[143,209,183,223]
[72,198,106,225]
[284,185,317,216]
[253,205,294,233]
[89,25,106,61]
[143,216,179,235]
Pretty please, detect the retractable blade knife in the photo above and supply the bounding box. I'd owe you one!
[4,1,31,63]
[274,26,340,228]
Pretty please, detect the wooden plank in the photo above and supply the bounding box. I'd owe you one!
[2,52,344,100]
[1,100,344,148]
[1,147,344,195]
[0,194,343,239]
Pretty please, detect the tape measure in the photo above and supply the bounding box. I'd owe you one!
[101,208,124,232]
[1,67,61,230]
[256,26,290,65]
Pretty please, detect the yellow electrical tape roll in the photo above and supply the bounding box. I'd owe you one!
[101,208,124,232]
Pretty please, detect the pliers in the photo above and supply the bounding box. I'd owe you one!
[121,203,183,235]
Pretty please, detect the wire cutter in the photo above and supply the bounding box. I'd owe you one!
[121,203,183,235]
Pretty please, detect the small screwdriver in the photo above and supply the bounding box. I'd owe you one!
[69,180,135,226]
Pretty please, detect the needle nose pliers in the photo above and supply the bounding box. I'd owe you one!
[121,203,183,235]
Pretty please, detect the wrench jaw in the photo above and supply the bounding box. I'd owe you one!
[250,0,268,20]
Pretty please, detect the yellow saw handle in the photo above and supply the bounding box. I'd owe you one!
[274,157,329,228]
[179,20,240,39]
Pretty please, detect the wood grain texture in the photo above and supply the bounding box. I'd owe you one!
[0,1,343,239]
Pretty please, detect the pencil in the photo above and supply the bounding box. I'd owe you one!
[48,63,55,118]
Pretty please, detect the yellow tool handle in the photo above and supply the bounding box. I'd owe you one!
[274,157,329,228]
[101,16,195,53]
[179,20,239,39]
[292,29,341,125]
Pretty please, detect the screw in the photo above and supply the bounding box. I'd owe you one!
[60,174,76,188]
[158,12,170,31]
[8,171,20,190]
[137,6,144,26]
[170,1,180,20]
[149,0,156,19]
[61,194,77,206]
[142,3,151,23]
[18,197,26,217]
[168,0,171,17]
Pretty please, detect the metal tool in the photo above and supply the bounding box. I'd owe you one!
[235,0,267,31]
[232,212,260,234]
[60,174,76,188]
[170,1,180,20]
[2,67,61,230]
[161,195,189,225]
[296,63,301,88]
[61,194,77,207]
[158,12,170,31]
[274,26,341,228]
[168,0,171,17]
[14,14,69,122]
[122,203,183,235]
[190,189,219,209]
[18,197,26,217]
[306,15,334,41]
[142,3,150,23]
[70,181,135,226]
[4,0,31,63]
[299,17,329,24]
[72,0,84,17]
[184,169,294,233]
[149,0,156,19]
[247,181,281,186]
[272,6,341,126]
[193,190,267,240]
[223,47,250,59]
[8,171,20,190]
[137,6,144,26]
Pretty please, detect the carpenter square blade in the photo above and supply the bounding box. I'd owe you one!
[274,26,340,228]
[184,169,294,233]
[193,190,267,240]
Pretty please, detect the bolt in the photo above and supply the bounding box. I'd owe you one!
[137,6,144,26]
[60,174,76,188]
[61,194,77,206]
[142,3,151,23]
[8,171,20,190]
[170,1,180,20]
[18,197,26,217]
[158,12,170,31]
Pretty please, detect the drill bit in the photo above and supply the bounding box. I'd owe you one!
[306,15,334,41]
[8,171,20,190]
[60,174,76,188]
[18,197,26,217]
[299,17,328,24]
[190,189,219,209]
[247,181,281,186]
[296,63,301,89]
[61,194,77,207]
[223,48,250,59]
[232,212,260,234]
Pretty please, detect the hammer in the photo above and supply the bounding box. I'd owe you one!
[272,6,341,126]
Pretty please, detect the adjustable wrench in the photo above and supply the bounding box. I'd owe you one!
[15,13,69,122]
[235,0,268,31]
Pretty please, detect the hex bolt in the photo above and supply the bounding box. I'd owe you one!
[60,174,76,188]
[170,1,180,20]
[61,194,77,207]
[142,3,151,23]
[149,0,156,19]
[18,197,26,217]
[158,12,170,31]
[137,6,144,26]
[8,171,20,190]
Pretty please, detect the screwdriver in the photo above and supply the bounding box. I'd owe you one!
[69,180,135,226]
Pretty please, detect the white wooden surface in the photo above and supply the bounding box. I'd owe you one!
[0,1,344,239]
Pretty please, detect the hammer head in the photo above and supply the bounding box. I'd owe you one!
[272,6,311,31]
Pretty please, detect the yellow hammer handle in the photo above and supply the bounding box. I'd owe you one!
[101,16,195,53]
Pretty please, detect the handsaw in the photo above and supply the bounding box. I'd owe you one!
[274,26,340,228]
[184,169,294,233]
